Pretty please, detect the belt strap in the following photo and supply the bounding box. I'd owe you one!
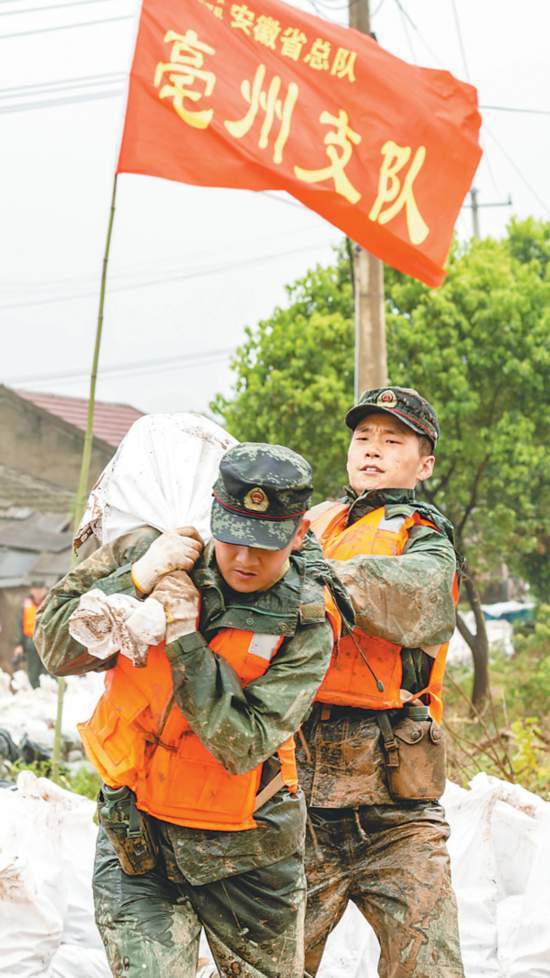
[376,712,400,769]
[253,771,286,812]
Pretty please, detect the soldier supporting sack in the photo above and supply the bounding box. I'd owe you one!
[35,443,342,978]
[299,387,465,978]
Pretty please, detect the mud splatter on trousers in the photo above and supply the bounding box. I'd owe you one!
[304,802,464,978]
[93,828,305,978]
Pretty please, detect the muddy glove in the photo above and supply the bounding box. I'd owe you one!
[69,590,166,666]
[150,571,200,643]
[131,527,203,595]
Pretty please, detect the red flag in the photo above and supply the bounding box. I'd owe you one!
[117,0,482,286]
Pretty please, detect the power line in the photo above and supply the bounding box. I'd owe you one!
[450,0,470,81]
[447,3,505,206]
[0,242,333,311]
[480,104,550,116]
[393,0,416,62]
[371,0,386,16]
[0,12,133,39]
[0,88,123,112]
[2,63,549,120]
[0,70,124,97]
[2,224,321,293]
[484,124,550,218]
[391,0,445,67]
[0,0,119,16]
[6,347,235,386]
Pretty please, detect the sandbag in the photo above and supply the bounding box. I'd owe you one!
[47,945,110,978]
[75,412,237,548]
[0,773,105,978]
[0,785,64,977]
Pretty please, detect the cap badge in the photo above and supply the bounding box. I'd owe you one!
[376,389,398,408]
[244,487,269,512]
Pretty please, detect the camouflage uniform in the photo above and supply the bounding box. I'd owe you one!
[299,389,465,978]
[36,444,339,978]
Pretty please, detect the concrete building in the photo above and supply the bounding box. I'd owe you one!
[0,386,143,670]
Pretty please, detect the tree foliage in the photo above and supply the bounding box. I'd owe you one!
[211,255,354,501]
[212,221,550,704]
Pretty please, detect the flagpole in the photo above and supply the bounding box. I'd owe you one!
[51,173,119,778]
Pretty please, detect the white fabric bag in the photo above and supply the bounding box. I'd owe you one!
[75,413,237,548]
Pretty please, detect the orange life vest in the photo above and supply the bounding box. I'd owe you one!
[310,502,457,723]
[22,598,37,638]
[79,589,340,832]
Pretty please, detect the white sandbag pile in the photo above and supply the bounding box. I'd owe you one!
[0,772,108,978]
[0,669,104,756]
[1,771,548,978]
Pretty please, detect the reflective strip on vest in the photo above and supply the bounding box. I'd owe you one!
[309,501,453,721]
[22,600,37,638]
[79,621,308,832]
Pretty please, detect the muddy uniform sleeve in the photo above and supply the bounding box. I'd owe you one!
[328,525,456,649]
[34,528,159,677]
[166,621,333,775]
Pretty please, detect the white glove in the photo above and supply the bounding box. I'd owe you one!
[150,571,200,643]
[68,589,166,666]
[131,527,203,595]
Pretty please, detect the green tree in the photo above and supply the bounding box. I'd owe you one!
[212,224,550,709]
[211,255,355,500]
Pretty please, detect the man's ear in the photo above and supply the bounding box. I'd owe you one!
[291,518,310,551]
[417,455,435,483]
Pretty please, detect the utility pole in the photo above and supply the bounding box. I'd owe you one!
[349,0,387,398]
[465,186,512,239]
[470,187,481,239]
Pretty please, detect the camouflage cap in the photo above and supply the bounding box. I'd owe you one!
[211,443,313,550]
[345,386,440,448]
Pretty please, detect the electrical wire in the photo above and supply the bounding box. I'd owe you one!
[0,88,123,112]
[2,224,325,293]
[445,2,504,202]
[3,70,549,121]
[449,0,470,81]
[391,0,445,67]
[6,347,235,386]
[0,0,120,15]
[393,0,416,62]
[0,241,334,311]
[484,123,550,218]
[0,70,124,98]
[0,12,133,39]
[480,104,550,116]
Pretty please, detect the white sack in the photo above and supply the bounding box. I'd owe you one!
[0,784,65,977]
[318,901,380,978]
[76,413,237,548]
[47,945,110,978]
[0,670,105,751]
[0,774,106,978]
[496,812,550,978]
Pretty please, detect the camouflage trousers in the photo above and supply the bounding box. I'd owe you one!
[24,641,46,689]
[304,802,464,978]
[93,828,305,978]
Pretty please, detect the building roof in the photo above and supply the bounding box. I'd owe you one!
[0,465,74,516]
[16,389,144,448]
[0,506,72,588]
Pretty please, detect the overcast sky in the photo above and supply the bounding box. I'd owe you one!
[1,0,548,417]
